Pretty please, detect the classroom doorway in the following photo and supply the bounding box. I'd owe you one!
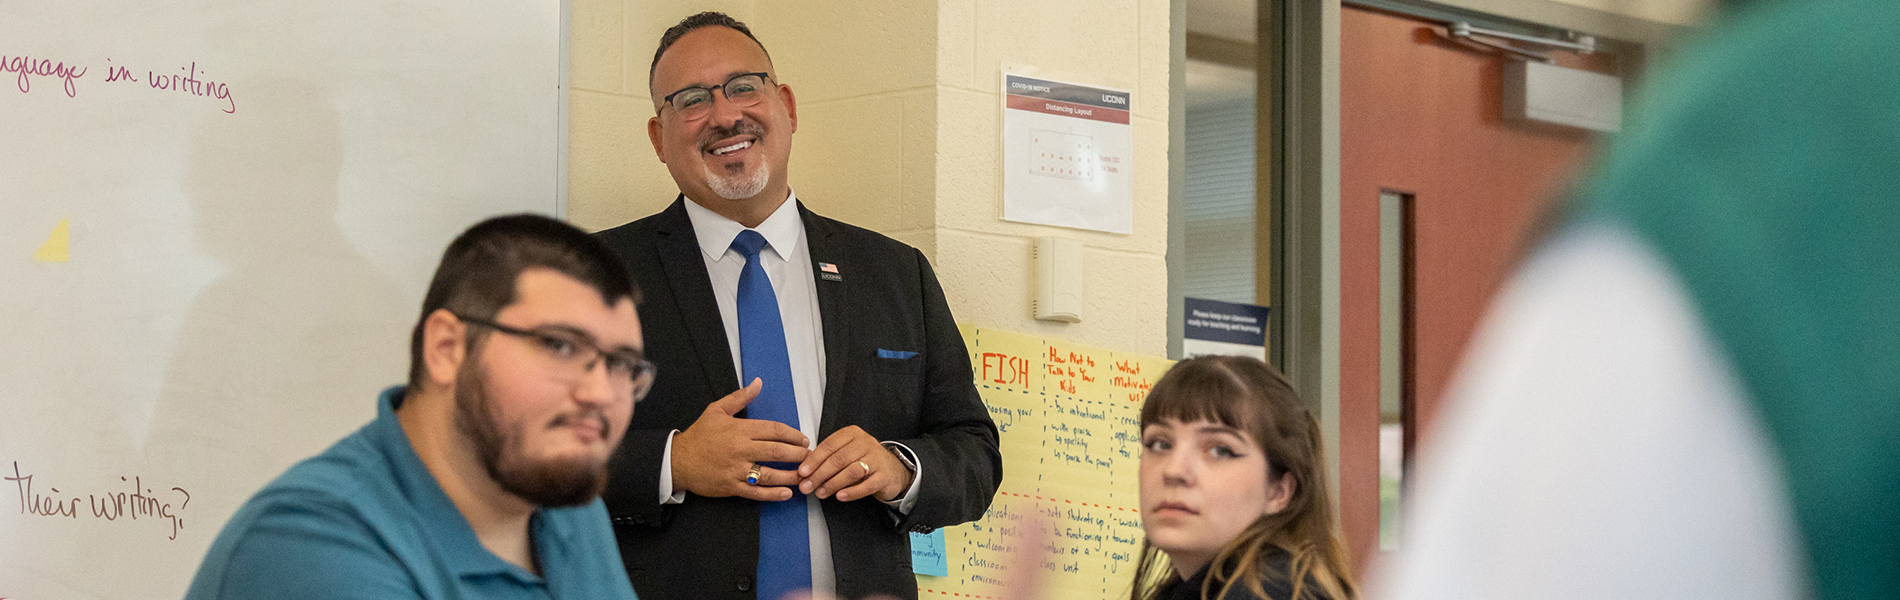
[1336,1,1628,570]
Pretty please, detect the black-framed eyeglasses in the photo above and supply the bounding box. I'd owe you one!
[658,72,774,120]
[454,313,656,402]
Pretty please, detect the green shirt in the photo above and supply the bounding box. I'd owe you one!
[1576,0,1900,597]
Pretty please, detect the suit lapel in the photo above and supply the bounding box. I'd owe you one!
[801,203,852,436]
[654,197,741,397]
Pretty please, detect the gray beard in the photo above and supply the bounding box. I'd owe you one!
[705,160,770,200]
[453,356,606,507]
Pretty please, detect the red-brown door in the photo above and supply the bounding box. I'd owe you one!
[1338,4,1618,574]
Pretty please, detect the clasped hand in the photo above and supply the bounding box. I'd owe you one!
[671,379,912,503]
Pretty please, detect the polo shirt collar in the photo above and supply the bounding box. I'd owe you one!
[683,190,804,263]
[371,386,559,586]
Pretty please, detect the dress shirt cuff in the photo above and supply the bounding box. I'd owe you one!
[660,430,686,505]
[880,441,922,514]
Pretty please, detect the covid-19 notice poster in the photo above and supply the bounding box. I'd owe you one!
[1001,71,1133,234]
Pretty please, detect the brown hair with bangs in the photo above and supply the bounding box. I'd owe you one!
[1129,355,1357,600]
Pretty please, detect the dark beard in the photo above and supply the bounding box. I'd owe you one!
[454,359,607,507]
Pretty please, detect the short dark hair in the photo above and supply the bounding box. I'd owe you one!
[649,11,773,84]
[406,214,638,390]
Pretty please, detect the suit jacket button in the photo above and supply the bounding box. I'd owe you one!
[633,515,646,524]
[736,575,753,592]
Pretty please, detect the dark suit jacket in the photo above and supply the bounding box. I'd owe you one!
[593,198,1002,600]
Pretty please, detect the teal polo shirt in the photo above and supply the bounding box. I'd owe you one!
[184,386,639,600]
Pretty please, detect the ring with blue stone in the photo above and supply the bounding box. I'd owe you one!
[745,464,761,486]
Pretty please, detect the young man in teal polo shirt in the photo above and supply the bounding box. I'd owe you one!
[185,215,658,599]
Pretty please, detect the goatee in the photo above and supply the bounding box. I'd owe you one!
[700,120,772,200]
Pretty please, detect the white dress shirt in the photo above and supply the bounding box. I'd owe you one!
[657,192,924,597]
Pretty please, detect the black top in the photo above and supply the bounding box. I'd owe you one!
[1158,548,1331,600]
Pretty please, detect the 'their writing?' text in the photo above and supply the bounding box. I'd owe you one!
[6,461,195,541]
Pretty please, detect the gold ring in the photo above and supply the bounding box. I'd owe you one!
[746,465,762,485]
[859,461,870,475]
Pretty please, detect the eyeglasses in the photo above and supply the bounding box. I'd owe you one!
[658,72,774,120]
[454,313,657,402]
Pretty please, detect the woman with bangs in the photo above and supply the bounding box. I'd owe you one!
[1130,355,1357,600]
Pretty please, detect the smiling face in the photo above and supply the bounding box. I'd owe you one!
[1139,418,1293,577]
[647,25,797,214]
[454,268,642,507]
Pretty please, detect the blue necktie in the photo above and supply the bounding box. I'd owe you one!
[730,230,811,600]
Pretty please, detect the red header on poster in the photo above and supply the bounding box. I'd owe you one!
[1005,94,1130,124]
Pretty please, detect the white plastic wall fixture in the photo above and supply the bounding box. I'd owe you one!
[1033,236,1083,323]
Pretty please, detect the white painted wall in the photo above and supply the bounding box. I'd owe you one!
[1544,0,1715,26]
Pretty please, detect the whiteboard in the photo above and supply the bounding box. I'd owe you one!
[0,0,564,597]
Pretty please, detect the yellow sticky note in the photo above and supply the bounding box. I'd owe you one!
[33,217,70,263]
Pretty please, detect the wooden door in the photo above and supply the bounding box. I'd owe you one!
[1338,3,1619,572]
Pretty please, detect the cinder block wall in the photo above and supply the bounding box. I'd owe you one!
[569,0,1171,356]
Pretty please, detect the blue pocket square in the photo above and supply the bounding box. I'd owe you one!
[877,349,919,359]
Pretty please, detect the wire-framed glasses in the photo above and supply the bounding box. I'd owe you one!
[454,313,656,402]
[658,72,773,120]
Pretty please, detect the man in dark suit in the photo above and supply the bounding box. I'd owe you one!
[593,12,1001,600]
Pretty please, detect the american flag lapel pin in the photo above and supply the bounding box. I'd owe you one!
[818,262,843,282]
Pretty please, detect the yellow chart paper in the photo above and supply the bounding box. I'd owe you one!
[922,326,1173,600]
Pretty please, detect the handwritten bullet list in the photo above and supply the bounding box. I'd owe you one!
[936,327,1172,599]
[6,461,195,541]
[3,52,237,114]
